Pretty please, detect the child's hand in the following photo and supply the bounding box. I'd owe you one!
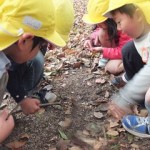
[108,101,133,120]
[90,47,103,53]
[20,98,40,115]
[0,110,15,143]
[84,40,93,49]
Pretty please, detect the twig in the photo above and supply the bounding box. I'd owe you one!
[39,102,61,107]
[102,126,107,140]
[0,105,7,110]
[11,102,61,115]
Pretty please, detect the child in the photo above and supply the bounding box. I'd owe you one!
[0,0,74,143]
[104,0,150,137]
[83,0,132,75]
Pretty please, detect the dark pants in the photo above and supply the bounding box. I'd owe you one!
[122,41,145,81]
[7,51,45,103]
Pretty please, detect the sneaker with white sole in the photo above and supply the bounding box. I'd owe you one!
[122,115,150,138]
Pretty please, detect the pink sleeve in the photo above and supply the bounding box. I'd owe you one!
[103,32,132,59]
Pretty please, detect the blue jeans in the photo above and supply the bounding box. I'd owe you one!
[7,51,44,103]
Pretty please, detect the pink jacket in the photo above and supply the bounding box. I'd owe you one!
[90,29,132,59]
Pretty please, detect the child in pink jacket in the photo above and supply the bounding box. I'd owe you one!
[84,18,132,75]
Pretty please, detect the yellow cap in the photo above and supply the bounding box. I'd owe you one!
[53,0,74,42]
[0,0,66,51]
[83,0,109,24]
[135,1,150,24]
[104,0,146,17]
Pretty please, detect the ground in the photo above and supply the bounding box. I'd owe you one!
[1,0,150,150]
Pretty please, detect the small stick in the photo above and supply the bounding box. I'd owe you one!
[11,102,62,115]
[39,102,61,107]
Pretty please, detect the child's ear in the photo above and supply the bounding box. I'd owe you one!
[134,8,144,23]
[18,33,34,51]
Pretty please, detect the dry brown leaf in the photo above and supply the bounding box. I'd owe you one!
[69,146,82,150]
[5,134,29,150]
[139,109,148,117]
[131,143,139,149]
[94,112,104,119]
[82,130,90,136]
[95,78,106,84]
[93,138,107,150]
[87,81,92,86]
[104,91,110,98]
[58,118,72,128]
[117,128,126,132]
[106,130,119,136]
[109,121,119,128]
[72,62,82,69]
[37,108,45,114]
[64,49,77,55]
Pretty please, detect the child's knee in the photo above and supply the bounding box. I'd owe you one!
[105,60,124,75]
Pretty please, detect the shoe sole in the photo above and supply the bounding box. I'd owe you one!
[122,123,150,138]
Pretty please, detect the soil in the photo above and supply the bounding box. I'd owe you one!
[1,0,150,150]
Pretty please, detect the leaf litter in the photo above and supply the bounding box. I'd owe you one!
[1,0,150,149]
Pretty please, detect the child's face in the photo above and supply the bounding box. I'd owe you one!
[6,34,47,64]
[112,10,144,38]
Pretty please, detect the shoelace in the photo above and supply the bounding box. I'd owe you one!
[137,117,150,125]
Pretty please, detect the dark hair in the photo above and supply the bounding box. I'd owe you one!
[32,36,46,50]
[111,4,137,18]
[105,18,119,46]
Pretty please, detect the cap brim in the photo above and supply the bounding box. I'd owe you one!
[0,30,19,51]
[45,30,66,47]
[82,14,107,24]
[59,33,69,42]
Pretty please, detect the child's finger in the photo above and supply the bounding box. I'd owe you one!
[0,109,9,120]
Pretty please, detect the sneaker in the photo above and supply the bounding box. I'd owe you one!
[98,58,109,68]
[111,76,126,88]
[33,89,57,104]
[122,115,150,138]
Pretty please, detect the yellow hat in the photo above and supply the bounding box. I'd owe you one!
[104,0,145,17]
[135,1,150,24]
[0,0,66,51]
[83,0,109,24]
[53,0,74,42]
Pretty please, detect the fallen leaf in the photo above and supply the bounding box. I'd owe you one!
[82,130,90,136]
[69,146,82,150]
[104,91,110,98]
[58,118,72,128]
[5,141,26,149]
[139,109,148,117]
[56,139,70,150]
[72,62,82,69]
[87,81,92,86]
[106,130,119,136]
[37,108,45,115]
[5,134,29,150]
[95,78,106,84]
[109,121,119,128]
[58,130,68,140]
[117,128,126,132]
[131,143,139,149]
[64,49,77,55]
[94,112,104,119]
